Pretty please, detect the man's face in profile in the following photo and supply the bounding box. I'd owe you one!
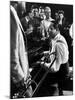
[48,25,57,38]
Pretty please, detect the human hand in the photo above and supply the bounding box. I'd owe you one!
[43,51,50,54]
[40,62,50,70]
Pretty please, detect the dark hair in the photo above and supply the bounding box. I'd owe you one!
[49,22,59,31]
[10,1,18,7]
[58,10,64,15]
[31,4,38,10]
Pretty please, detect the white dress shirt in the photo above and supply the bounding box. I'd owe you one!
[50,33,69,72]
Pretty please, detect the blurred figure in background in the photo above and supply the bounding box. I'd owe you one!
[16,1,26,19]
[69,23,73,41]
[55,10,68,38]
[10,1,26,19]
[69,23,73,66]
[33,7,39,18]
[58,10,65,26]
[40,6,55,40]
[55,12,59,24]
[27,5,42,41]
[21,9,34,33]
[10,3,32,98]
[39,6,46,20]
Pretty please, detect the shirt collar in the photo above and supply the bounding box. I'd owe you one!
[46,17,54,21]
[53,32,60,41]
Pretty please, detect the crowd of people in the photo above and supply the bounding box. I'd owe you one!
[10,1,73,98]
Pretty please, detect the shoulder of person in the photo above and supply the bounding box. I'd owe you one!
[41,19,47,23]
[57,34,66,42]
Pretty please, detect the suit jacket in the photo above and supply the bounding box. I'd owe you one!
[10,6,29,83]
